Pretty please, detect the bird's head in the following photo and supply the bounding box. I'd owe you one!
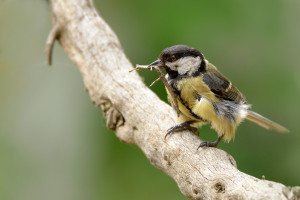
[149,45,206,78]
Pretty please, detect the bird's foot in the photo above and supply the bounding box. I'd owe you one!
[197,135,224,149]
[165,121,198,140]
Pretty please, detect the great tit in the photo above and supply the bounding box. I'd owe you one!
[148,45,289,148]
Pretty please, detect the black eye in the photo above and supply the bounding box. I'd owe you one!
[171,55,176,62]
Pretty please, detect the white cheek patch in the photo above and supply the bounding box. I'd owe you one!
[166,56,202,76]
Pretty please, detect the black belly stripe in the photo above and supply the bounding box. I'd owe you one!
[169,80,207,122]
[177,92,207,122]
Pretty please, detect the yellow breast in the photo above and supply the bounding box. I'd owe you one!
[192,98,236,141]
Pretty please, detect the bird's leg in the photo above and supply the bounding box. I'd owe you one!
[197,135,224,149]
[165,121,199,140]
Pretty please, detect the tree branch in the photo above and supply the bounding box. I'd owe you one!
[45,0,300,199]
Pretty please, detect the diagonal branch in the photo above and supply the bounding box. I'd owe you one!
[45,0,299,199]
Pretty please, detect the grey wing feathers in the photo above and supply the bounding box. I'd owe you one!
[202,64,246,103]
[246,111,289,133]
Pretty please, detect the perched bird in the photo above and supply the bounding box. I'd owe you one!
[148,45,289,148]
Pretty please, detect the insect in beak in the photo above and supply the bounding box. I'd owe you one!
[129,59,163,72]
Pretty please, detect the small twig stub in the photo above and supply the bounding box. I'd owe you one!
[45,23,61,66]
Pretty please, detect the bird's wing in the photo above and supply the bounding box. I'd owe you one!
[202,63,246,103]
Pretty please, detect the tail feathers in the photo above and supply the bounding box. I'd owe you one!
[246,111,289,133]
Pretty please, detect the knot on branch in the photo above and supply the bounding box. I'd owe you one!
[98,97,125,131]
[214,182,226,193]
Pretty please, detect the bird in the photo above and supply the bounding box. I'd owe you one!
[147,45,289,148]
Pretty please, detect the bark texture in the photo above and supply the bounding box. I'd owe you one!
[45,0,300,199]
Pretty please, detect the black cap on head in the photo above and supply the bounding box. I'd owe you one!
[159,45,204,63]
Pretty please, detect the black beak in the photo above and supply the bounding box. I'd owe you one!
[148,59,162,67]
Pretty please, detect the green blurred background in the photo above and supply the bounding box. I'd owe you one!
[0,0,299,199]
